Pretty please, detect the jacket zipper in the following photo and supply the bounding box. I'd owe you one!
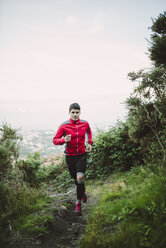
[76,123,78,153]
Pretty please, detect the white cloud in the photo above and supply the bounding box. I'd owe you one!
[66,16,78,25]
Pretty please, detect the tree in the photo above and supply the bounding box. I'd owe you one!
[148,12,166,66]
[126,67,166,162]
[0,123,22,179]
[125,12,166,163]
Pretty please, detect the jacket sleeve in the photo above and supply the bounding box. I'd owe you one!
[53,125,66,145]
[87,123,93,145]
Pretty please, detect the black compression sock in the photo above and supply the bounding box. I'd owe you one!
[77,183,85,200]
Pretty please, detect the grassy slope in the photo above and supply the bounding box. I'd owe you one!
[79,165,166,248]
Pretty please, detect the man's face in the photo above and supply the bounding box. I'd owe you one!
[69,109,80,121]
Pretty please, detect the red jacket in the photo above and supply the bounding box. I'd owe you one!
[53,118,93,156]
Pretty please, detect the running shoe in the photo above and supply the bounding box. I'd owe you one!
[76,201,82,215]
[81,193,87,203]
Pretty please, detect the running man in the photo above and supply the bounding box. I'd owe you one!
[53,103,93,215]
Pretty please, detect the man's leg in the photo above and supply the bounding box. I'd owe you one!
[76,172,85,200]
[75,171,86,215]
[76,153,87,202]
[66,154,87,215]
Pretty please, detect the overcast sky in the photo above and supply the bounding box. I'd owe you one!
[0,0,165,130]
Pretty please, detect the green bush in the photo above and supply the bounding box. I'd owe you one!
[16,152,44,187]
[17,161,40,187]
[37,155,66,182]
[86,122,141,179]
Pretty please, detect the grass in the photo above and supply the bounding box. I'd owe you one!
[13,194,54,238]
[0,181,54,243]
[14,212,54,237]
[79,165,166,248]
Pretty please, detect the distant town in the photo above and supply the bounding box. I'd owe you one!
[18,129,64,158]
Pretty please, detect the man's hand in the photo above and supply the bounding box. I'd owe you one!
[65,134,71,143]
[86,144,92,152]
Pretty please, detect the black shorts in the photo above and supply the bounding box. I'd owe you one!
[65,153,87,180]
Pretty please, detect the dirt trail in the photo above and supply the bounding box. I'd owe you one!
[39,155,92,248]
[39,186,89,248]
